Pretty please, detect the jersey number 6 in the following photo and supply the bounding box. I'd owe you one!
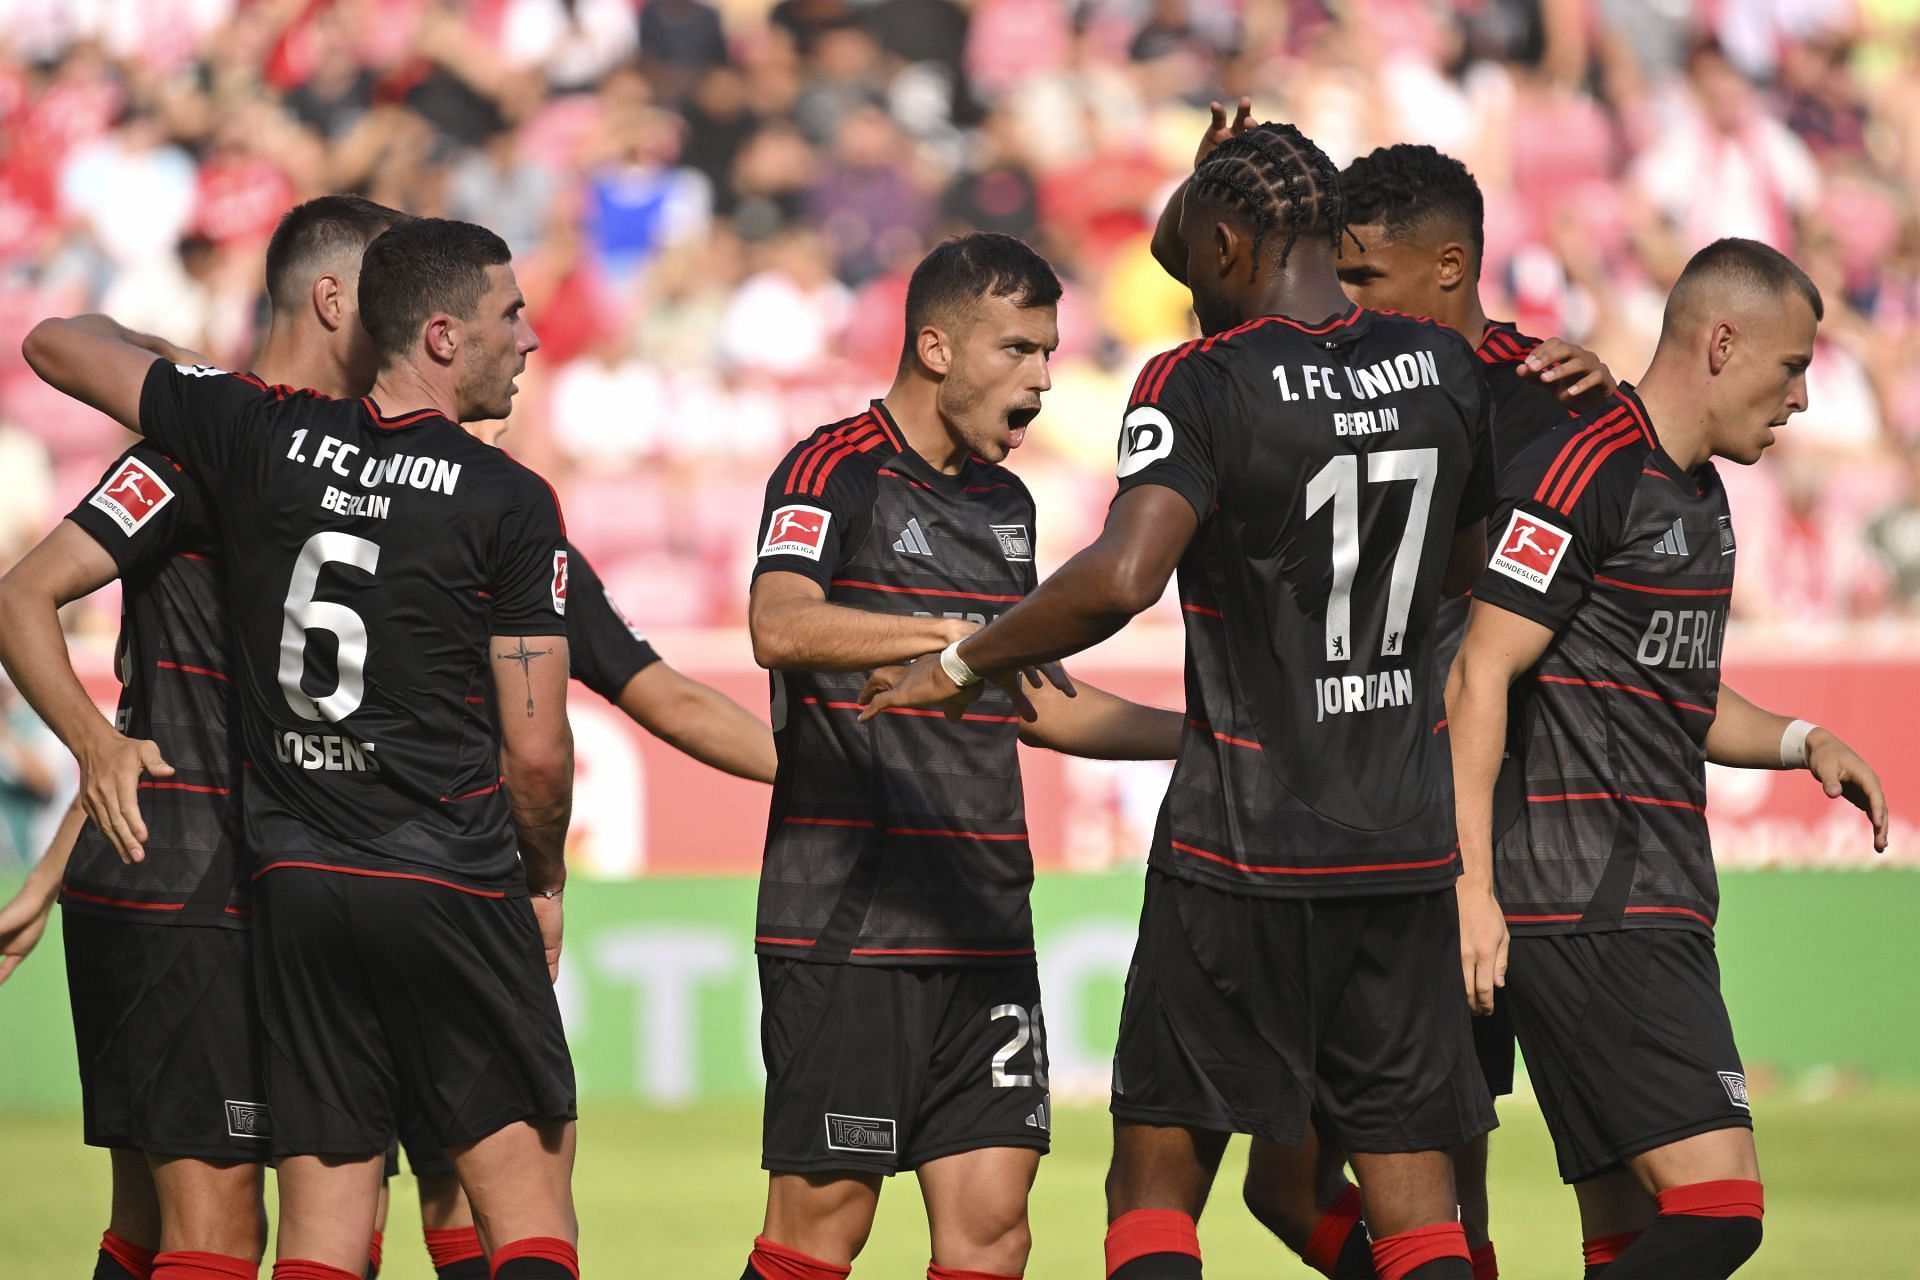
[279,530,381,721]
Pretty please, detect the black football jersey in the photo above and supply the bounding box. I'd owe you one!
[564,544,661,703]
[1474,386,1733,935]
[59,446,246,926]
[751,401,1040,965]
[1114,306,1494,896]
[136,361,568,893]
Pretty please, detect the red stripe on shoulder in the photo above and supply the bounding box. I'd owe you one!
[808,427,889,497]
[1616,389,1657,445]
[1533,407,1630,506]
[1553,430,1642,514]
[783,412,873,495]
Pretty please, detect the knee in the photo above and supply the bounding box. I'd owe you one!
[1239,1170,1321,1251]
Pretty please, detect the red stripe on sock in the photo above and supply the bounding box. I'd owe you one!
[1471,1240,1499,1279]
[1371,1221,1471,1280]
[425,1226,486,1268]
[1582,1231,1643,1267]
[270,1263,362,1280]
[153,1251,258,1279]
[1105,1209,1200,1276]
[1656,1179,1765,1219]
[1302,1182,1365,1276]
[927,1266,1023,1279]
[367,1230,383,1271]
[490,1238,578,1277]
[103,1232,158,1279]
[748,1235,852,1280]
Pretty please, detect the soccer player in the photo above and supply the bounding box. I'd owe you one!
[0,196,405,1280]
[23,216,580,1280]
[1447,238,1889,1279]
[1238,142,1625,1280]
[741,232,1182,1280]
[863,125,1498,1280]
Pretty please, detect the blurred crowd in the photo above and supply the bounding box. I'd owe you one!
[3,0,1920,651]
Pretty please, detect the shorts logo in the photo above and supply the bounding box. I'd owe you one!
[992,524,1032,562]
[1488,509,1572,593]
[1719,1071,1750,1111]
[551,549,569,616]
[225,1099,272,1140]
[88,458,176,535]
[1117,406,1174,478]
[823,1113,896,1155]
[762,505,831,561]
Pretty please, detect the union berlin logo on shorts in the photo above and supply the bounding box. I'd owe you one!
[89,457,176,535]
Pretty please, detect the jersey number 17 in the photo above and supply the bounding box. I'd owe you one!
[1302,447,1437,662]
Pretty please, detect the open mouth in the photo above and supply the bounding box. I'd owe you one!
[1006,405,1039,446]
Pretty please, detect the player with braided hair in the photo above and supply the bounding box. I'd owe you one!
[862,118,1500,1280]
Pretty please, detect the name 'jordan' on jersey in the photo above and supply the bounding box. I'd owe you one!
[60,445,246,926]
[1115,306,1493,895]
[753,401,1040,965]
[1474,386,1734,935]
[136,360,567,892]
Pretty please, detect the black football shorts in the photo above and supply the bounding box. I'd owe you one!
[252,866,575,1161]
[1505,928,1751,1183]
[759,958,1051,1175]
[63,913,271,1161]
[1473,998,1517,1099]
[1110,871,1496,1154]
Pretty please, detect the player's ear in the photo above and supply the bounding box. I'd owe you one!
[311,273,345,332]
[423,312,460,364]
[917,323,953,378]
[1707,319,1735,376]
[1436,241,1469,291]
[1212,219,1236,278]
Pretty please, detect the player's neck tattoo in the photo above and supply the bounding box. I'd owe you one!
[496,639,553,717]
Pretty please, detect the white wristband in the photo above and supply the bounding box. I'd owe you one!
[1780,719,1817,769]
[938,639,982,689]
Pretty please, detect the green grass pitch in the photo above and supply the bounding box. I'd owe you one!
[2,1091,1917,1277]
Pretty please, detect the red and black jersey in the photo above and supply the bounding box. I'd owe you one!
[59,446,246,927]
[136,360,567,894]
[751,401,1040,966]
[563,544,660,704]
[1474,386,1734,936]
[1116,307,1494,896]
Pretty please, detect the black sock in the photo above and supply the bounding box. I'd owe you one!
[494,1262,574,1279]
[1332,1221,1378,1279]
[1603,1216,1762,1279]
[438,1261,489,1280]
[1402,1262,1473,1279]
[93,1252,142,1280]
[1111,1257,1202,1279]
[365,1264,378,1280]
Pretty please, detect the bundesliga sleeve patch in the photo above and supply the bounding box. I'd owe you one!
[761,504,831,561]
[1117,405,1175,478]
[1488,509,1572,593]
[88,457,176,535]
[551,549,569,616]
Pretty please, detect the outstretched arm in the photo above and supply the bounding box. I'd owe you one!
[750,571,971,674]
[21,315,205,433]
[1016,678,1181,760]
[1446,599,1557,1014]
[859,485,1196,719]
[1707,683,1888,851]
[616,662,777,784]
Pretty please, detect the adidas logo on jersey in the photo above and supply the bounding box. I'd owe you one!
[894,518,933,556]
[1652,518,1690,556]
[1025,1101,1050,1132]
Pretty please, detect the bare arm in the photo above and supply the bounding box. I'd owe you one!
[749,571,970,673]
[616,661,777,784]
[0,522,174,862]
[1707,683,1889,851]
[1446,599,1558,1014]
[21,315,205,433]
[493,635,574,895]
[1017,678,1182,760]
[0,800,84,984]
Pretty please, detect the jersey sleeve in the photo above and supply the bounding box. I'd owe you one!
[1471,417,1642,632]
[137,359,277,487]
[564,543,662,703]
[751,442,875,592]
[1457,369,1498,529]
[490,464,571,637]
[64,444,214,575]
[1113,352,1218,522]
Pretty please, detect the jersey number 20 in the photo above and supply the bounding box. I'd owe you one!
[1302,447,1437,661]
